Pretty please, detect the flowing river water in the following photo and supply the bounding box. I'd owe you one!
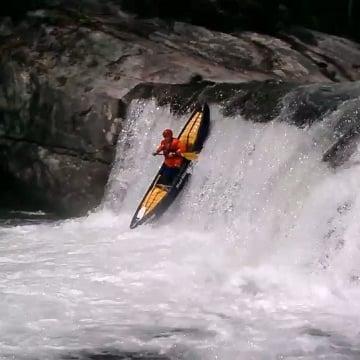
[2,101,360,359]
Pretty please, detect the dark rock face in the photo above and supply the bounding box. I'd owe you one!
[125,79,360,169]
[0,14,124,215]
[124,80,297,121]
[0,139,110,215]
[1,5,360,215]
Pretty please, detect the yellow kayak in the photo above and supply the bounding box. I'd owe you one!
[130,103,210,229]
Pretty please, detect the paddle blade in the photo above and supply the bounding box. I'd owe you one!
[182,152,198,161]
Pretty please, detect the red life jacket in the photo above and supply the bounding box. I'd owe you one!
[158,138,186,167]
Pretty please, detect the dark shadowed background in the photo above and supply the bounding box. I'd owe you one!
[1,0,360,41]
[121,0,360,39]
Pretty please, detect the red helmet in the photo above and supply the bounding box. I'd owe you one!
[162,129,173,138]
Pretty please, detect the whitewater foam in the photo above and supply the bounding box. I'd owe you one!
[2,100,360,359]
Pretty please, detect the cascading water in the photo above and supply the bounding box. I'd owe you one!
[2,99,360,359]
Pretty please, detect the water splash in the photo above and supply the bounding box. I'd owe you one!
[2,100,360,359]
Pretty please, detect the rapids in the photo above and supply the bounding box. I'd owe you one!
[2,101,360,359]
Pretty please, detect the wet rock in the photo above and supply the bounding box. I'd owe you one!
[280,27,360,82]
[0,139,109,216]
[125,80,297,122]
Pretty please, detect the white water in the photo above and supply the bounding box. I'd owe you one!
[2,101,360,359]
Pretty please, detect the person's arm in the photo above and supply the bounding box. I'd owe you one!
[152,142,164,156]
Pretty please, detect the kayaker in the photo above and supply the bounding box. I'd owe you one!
[152,128,186,185]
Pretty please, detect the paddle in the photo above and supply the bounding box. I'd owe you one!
[153,152,198,161]
[182,152,198,161]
